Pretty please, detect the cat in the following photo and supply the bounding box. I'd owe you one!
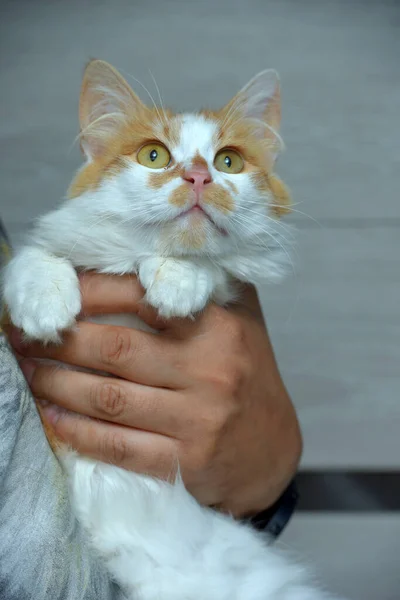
[2,60,340,600]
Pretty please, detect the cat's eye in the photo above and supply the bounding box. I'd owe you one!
[214,149,244,174]
[137,143,171,169]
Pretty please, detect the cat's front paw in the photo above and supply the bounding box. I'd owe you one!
[4,248,81,343]
[139,257,214,318]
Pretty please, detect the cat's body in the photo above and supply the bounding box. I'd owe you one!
[2,61,340,599]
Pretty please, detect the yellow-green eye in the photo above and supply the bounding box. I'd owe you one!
[137,143,171,169]
[214,148,244,174]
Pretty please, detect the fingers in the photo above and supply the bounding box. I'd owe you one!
[11,322,187,388]
[79,272,167,330]
[75,271,211,340]
[162,286,262,340]
[39,403,178,478]
[21,359,185,436]
[79,272,225,339]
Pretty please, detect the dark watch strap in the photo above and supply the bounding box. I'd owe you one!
[247,478,299,539]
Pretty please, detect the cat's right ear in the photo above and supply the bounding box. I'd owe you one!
[221,70,283,161]
[79,59,145,160]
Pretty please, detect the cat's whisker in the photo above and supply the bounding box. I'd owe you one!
[67,209,161,264]
[237,223,294,261]
[220,101,241,131]
[220,94,246,129]
[268,204,322,227]
[66,208,152,259]
[221,110,245,133]
[120,68,167,129]
[76,111,127,152]
[232,213,297,276]
[240,196,319,229]
[148,69,169,126]
[238,205,296,237]
[66,213,121,260]
[67,132,81,156]
[237,211,297,256]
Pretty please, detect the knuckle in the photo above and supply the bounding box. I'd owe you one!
[212,402,238,433]
[99,327,134,367]
[90,381,127,418]
[103,431,129,465]
[183,398,241,474]
[195,391,242,442]
[209,363,245,397]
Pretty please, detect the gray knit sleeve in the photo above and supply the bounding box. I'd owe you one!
[0,219,124,600]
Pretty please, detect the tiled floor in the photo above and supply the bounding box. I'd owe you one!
[1,0,399,597]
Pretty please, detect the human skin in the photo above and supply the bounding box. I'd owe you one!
[9,273,302,517]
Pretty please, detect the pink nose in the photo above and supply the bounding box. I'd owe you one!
[183,168,212,194]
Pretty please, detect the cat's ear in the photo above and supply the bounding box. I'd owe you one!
[79,59,146,160]
[234,69,281,131]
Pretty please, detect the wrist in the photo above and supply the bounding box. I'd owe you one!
[237,406,302,519]
[247,478,299,539]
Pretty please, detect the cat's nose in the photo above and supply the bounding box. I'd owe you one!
[183,168,212,193]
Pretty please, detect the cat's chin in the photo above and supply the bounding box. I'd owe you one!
[177,207,229,237]
[154,214,229,256]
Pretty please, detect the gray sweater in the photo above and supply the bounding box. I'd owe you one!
[0,220,124,599]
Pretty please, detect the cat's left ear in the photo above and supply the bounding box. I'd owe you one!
[235,69,281,131]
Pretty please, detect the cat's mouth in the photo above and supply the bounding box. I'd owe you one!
[177,205,228,236]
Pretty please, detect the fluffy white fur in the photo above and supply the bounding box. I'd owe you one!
[61,453,335,600]
[2,62,342,599]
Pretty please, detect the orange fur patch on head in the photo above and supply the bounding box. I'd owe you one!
[162,115,182,147]
[209,104,291,218]
[191,152,209,171]
[68,108,182,199]
[68,111,160,198]
[251,172,269,193]
[68,157,128,198]
[252,172,291,217]
[268,174,291,216]
[162,122,171,139]
[202,100,282,175]
[203,184,234,214]
[216,117,275,172]
[148,164,184,190]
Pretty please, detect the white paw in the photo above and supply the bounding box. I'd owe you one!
[3,247,81,343]
[138,257,214,318]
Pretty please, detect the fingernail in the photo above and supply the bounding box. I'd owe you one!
[37,398,50,408]
[19,359,36,384]
[41,402,62,425]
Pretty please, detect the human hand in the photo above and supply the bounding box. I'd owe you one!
[9,273,302,517]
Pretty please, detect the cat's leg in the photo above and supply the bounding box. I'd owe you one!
[3,246,81,343]
[61,452,339,600]
[138,256,227,318]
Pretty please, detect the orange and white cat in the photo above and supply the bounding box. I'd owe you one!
[3,61,340,599]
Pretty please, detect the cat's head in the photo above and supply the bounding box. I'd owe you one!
[69,60,291,256]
